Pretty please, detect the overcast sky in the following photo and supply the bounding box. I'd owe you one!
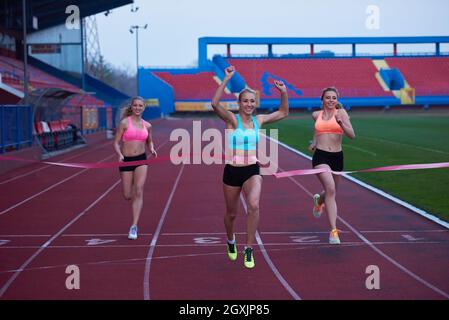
[95,0,449,71]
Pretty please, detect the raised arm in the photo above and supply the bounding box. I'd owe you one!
[211,66,237,125]
[257,80,289,126]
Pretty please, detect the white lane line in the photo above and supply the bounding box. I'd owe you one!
[0,137,172,298]
[342,144,377,156]
[6,244,354,275]
[339,217,449,299]
[0,179,121,298]
[0,138,171,218]
[0,154,115,216]
[359,229,448,233]
[0,141,111,185]
[0,235,51,237]
[116,240,449,247]
[0,245,368,276]
[277,162,449,299]
[143,164,185,300]
[272,135,449,229]
[240,194,301,300]
[61,233,153,237]
[0,123,170,186]
[2,229,445,237]
[360,135,449,156]
[217,139,300,300]
[1,240,446,250]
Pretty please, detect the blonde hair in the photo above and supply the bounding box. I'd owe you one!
[120,96,145,120]
[238,88,257,101]
[320,87,342,109]
[320,87,340,100]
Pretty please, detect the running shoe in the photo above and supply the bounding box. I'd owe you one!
[312,194,324,218]
[243,247,255,269]
[227,238,237,261]
[128,225,138,240]
[329,229,341,244]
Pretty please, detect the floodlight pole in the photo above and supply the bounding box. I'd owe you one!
[130,24,148,96]
[22,0,29,101]
[81,18,86,92]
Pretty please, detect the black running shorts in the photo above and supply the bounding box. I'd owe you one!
[119,153,147,172]
[312,148,344,172]
[222,163,261,187]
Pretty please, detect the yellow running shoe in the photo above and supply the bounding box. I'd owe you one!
[243,247,255,269]
[312,194,324,218]
[227,239,237,261]
[329,229,341,244]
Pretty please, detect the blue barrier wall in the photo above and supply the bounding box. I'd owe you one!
[98,108,107,130]
[138,68,174,117]
[199,36,449,66]
[0,105,33,153]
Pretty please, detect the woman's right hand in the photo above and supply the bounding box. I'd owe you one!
[308,141,316,152]
[118,154,124,162]
[225,66,235,79]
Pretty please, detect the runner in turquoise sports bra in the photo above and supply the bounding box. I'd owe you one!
[211,66,289,269]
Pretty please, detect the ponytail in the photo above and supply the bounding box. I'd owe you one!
[120,96,145,121]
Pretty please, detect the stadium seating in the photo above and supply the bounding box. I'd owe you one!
[154,71,236,100]
[66,94,105,107]
[227,57,393,99]
[0,56,80,92]
[385,57,449,96]
[34,119,76,151]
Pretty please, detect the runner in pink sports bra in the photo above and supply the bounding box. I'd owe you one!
[113,97,157,241]
[122,116,149,142]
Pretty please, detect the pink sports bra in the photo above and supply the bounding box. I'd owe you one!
[122,117,148,142]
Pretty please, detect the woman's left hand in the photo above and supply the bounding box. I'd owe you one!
[150,148,158,157]
[335,109,344,125]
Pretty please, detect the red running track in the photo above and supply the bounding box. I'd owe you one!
[0,118,448,300]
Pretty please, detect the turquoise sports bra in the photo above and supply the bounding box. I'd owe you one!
[227,115,260,151]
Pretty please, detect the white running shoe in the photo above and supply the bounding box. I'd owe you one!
[312,194,324,218]
[329,229,341,244]
[128,225,138,240]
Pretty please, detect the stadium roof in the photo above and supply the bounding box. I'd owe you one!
[0,0,133,32]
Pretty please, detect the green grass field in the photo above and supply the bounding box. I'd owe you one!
[265,111,449,222]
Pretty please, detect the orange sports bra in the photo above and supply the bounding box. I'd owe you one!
[122,116,148,142]
[314,110,343,135]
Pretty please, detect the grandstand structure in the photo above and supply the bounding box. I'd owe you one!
[1,6,449,160]
[140,36,449,114]
[0,0,133,159]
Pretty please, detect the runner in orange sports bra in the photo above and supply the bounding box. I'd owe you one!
[309,87,355,245]
[114,97,157,240]
[314,108,344,136]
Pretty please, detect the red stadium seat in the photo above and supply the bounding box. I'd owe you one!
[228,58,393,98]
